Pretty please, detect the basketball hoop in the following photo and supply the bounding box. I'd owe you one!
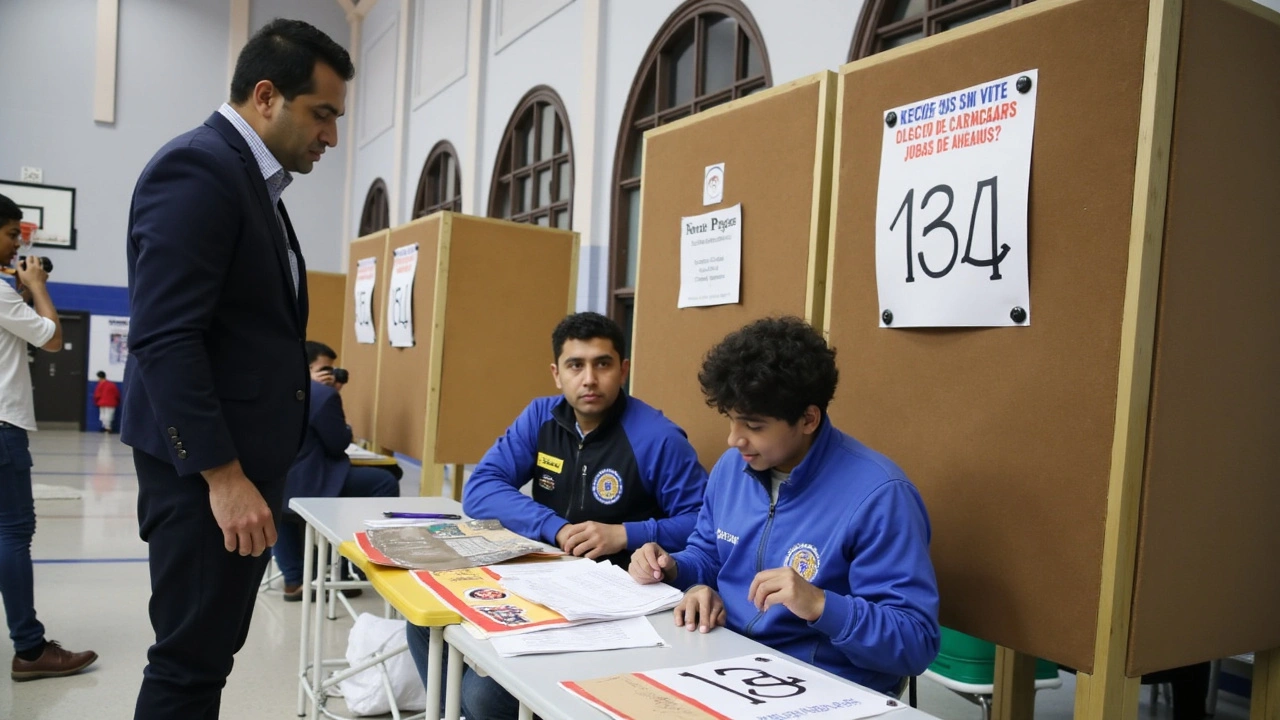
[19,221,37,247]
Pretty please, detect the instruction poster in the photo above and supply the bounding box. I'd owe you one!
[678,204,742,309]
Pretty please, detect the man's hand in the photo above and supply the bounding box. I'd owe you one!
[629,542,677,585]
[674,585,726,633]
[747,568,826,622]
[15,256,49,288]
[310,365,335,386]
[555,521,627,560]
[202,460,276,556]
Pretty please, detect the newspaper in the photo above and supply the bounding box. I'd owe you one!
[355,520,557,571]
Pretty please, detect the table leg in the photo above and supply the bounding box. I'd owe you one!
[425,627,443,720]
[518,703,533,720]
[297,522,315,716]
[445,642,462,720]
[310,533,330,720]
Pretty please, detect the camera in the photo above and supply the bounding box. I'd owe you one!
[320,366,350,384]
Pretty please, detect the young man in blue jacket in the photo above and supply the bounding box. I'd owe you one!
[408,312,707,720]
[630,317,940,696]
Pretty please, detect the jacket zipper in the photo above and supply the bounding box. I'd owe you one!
[743,497,777,637]
[572,440,587,517]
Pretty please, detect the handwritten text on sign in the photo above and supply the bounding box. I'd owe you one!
[678,204,742,309]
[386,244,418,348]
[353,257,377,344]
[875,69,1038,327]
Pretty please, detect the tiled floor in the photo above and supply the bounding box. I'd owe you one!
[0,430,1254,719]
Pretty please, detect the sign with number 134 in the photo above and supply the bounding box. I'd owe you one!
[875,69,1038,328]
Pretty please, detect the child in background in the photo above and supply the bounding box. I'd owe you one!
[92,371,119,433]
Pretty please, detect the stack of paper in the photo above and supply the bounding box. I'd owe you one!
[489,616,666,657]
[495,560,682,622]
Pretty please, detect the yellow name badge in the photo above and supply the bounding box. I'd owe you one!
[536,452,564,473]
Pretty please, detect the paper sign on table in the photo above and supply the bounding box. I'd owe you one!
[563,653,904,720]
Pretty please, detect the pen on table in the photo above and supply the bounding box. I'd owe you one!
[382,512,462,520]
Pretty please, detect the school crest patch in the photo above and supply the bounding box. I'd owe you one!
[784,543,820,581]
[591,468,623,505]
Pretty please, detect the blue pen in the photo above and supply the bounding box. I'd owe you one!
[382,512,462,520]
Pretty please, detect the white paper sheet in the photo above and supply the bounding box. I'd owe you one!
[497,561,682,621]
[353,256,377,344]
[386,244,419,348]
[677,204,742,308]
[875,70,1038,328]
[490,616,667,657]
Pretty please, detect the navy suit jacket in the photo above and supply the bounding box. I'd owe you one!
[282,381,353,511]
[122,111,310,483]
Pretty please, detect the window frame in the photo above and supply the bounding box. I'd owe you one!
[487,85,575,229]
[607,0,771,326]
[413,140,464,218]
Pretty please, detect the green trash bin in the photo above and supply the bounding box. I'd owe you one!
[928,627,1059,686]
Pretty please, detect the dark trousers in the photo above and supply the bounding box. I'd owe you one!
[0,426,45,654]
[132,449,284,720]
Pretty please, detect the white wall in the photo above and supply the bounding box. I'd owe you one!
[0,0,227,287]
[348,0,403,235]
[250,0,353,272]
[0,0,357,286]
[479,0,584,219]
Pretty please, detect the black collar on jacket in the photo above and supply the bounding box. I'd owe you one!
[550,392,629,444]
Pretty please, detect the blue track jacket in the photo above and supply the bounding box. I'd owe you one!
[463,394,707,564]
[669,418,940,694]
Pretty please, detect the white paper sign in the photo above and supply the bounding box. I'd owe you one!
[875,69,1038,328]
[704,162,725,205]
[88,315,129,382]
[353,257,377,345]
[386,244,418,348]
[678,204,741,308]
[637,654,901,720]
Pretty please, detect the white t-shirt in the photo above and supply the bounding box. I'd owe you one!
[770,469,792,505]
[0,280,56,430]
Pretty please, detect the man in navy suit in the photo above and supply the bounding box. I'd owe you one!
[274,341,399,601]
[122,20,353,719]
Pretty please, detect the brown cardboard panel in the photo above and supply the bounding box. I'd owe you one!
[826,0,1150,672]
[376,217,441,457]
[631,76,830,471]
[1128,0,1280,675]
[306,271,347,356]
[434,216,576,464]
[340,232,389,443]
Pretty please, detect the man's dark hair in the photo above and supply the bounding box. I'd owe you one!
[305,340,337,365]
[698,317,838,425]
[96,371,107,379]
[551,312,627,362]
[0,194,22,225]
[230,19,354,104]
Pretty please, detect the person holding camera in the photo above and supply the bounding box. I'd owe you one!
[274,341,399,601]
[0,194,98,680]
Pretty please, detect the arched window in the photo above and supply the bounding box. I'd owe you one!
[413,141,463,218]
[850,0,1035,60]
[609,0,770,329]
[488,86,574,229]
[359,178,390,235]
